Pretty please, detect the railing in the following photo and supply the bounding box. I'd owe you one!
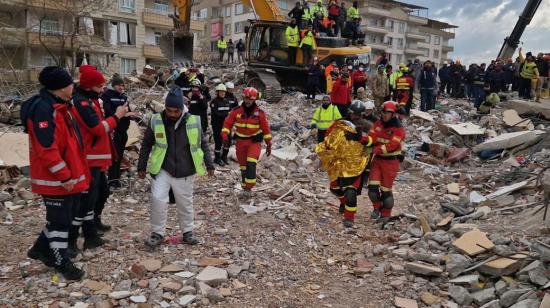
[408,15,428,25]
[143,44,165,59]
[143,9,173,29]
[366,6,391,17]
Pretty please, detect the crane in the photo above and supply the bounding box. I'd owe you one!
[497,0,542,60]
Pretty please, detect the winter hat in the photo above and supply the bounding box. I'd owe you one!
[111,74,124,86]
[79,65,105,89]
[38,66,74,91]
[165,87,184,109]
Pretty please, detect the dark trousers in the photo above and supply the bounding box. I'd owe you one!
[451,81,463,98]
[405,89,414,115]
[211,117,229,158]
[200,113,208,133]
[288,46,297,66]
[317,129,327,143]
[228,52,234,63]
[34,194,80,266]
[72,167,108,239]
[439,79,451,94]
[302,45,313,66]
[472,85,486,108]
[336,22,345,37]
[420,88,435,111]
[519,77,532,99]
[108,130,128,185]
[335,104,349,118]
[306,84,318,99]
[219,49,226,62]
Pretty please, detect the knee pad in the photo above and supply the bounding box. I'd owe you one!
[368,185,381,202]
[343,188,357,206]
[381,191,394,209]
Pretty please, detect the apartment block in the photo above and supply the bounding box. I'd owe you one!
[0,0,205,81]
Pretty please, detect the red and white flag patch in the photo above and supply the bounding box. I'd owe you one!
[38,121,49,129]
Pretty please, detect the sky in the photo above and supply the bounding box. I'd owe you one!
[403,0,550,63]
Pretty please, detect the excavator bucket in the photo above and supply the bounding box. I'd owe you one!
[158,31,194,66]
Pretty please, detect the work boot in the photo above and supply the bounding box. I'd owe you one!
[83,235,108,250]
[239,189,252,200]
[94,216,112,234]
[109,180,122,191]
[182,231,200,245]
[145,233,164,249]
[56,261,85,281]
[214,157,226,166]
[222,150,230,165]
[343,219,354,228]
[370,209,381,220]
[66,242,80,259]
[27,244,54,267]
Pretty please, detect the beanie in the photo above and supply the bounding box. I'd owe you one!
[38,66,74,91]
[111,73,124,86]
[165,87,184,109]
[79,65,105,89]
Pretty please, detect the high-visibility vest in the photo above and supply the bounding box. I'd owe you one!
[311,104,342,130]
[396,77,411,90]
[217,39,227,49]
[389,71,403,88]
[520,62,538,79]
[299,31,317,49]
[302,8,312,22]
[285,26,300,47]
[347,6,360,20]
[311,4,328,17]
[147,113,206,176]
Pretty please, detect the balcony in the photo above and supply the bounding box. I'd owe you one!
[190,19,206,32]
[363,25,389,34]
[365,6,391,17]
[143,8,173,29]
[406,32,425,40]
[408,15,428,25]
[143,44,166,59]
[367,42,389,51]
[0,27,26,46]
[27,31,70,47]
[405,47,424,56]
[442,45,454,52]
[27,0,68,11]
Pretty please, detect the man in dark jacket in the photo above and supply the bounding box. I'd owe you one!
[438,61,451,95]
[186,79,208,133]
[102,74,129,192]
[467,64,486,109]
[536,53,549,102]
[236,39,246,64]
[419,61,437,111]
[138,87,214,249]
[288,2,304,29]
[450,62,465,98]
[336,2,347,37]
[487,63,506,94]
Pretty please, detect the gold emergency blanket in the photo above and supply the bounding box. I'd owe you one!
[315,120,369,182]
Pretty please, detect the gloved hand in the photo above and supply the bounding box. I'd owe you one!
[345,132,361,141]
[397,106,406,115]
[310,124,317,130]
[266,142,272,157]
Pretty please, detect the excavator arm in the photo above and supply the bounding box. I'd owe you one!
[497,0,542,60]
[172,0,193,34]
[240,0,285,21]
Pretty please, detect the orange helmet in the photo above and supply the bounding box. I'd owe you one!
[382,101,398,113]
[243,87,259,100]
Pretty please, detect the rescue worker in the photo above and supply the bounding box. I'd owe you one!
[301,2,313,29]
[347,1,360,21]
[102,74,129,193]
[330,72,352,117]
[299,24,317,66]
[210,83,237,166]
[310,95,342,143]
[217,36,227,63]
[395,67,414,115]
[518,48,540,100]
[224,82,238,109]
[328,100,373,227]
[221,87,272,199]
[174,67,191,94]
[22,66,88,280]
[368,101,406,224]
[186,79,208,133]
[326,67,339,94]
[389,64,404,100]
[311,0,328,18]
[286,18,300,66]
[70,65,131,256]
[288,2,304,30]
[138,87,215,248]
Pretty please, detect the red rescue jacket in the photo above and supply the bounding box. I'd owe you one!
[21,89,89,195]
[369,117,406,157]
[221,104,272,143]
[72,87,118,171]
[330,78,352,105]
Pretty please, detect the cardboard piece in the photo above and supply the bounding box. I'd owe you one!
[503,109,534,130]
[473,131,542,153]
[446,122,486,136]
[0,133,29,167]
[452,230,495,256]
[478,254,529,277]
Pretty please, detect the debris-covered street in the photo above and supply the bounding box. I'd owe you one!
[1,68,550,307]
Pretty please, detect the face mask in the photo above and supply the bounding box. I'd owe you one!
[359,67,364,72]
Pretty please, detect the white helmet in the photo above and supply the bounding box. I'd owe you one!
[215,83,227,92]
[225,82,235,89]
[364,100,375,110]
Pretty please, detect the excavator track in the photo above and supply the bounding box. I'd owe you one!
[246,70,282,104]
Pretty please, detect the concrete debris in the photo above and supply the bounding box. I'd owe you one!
[452,229,495,256]
[394,296,419,308]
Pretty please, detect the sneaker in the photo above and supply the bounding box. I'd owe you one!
[83,236,108,250]
[56,261,85,281]
[27,245,54,267]
[145,233,164,248]
[343,219,354,228]
[339,204,345,214]
[370,209,381,220]
[182,231,200,245]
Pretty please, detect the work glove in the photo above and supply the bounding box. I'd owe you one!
[266,142,272,157]
[345,132,361,141]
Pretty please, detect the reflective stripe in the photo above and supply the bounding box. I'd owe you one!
[72,221,83,226]
[379,151,401,157]
[381,145,388,154]
[392,136,402,142]
[369,180,381,185]
[380,186,392,192]
[48,162,67,173]
[43,228,68,239]
[222,128,231,134]
[31,174,86,187]
[217,107,230,111]
[263,134,272,140]
[154,143,168,149]
[245,178,256,184]
[235,131,260,138]
[101,121,110,133]
[186,123,201,130]
[235,122,260,129]
[365,136,373,147]
[83,214,94,221]
[87,154,112,160]
[240,166,247,170]
[247,157,258,163]
[50,242,68,249]
[345,205,357,212]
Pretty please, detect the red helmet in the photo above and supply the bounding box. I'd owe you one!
[243,87,259,100]
[382,101,398,113]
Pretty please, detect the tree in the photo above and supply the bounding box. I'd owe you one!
[30,0,114,75]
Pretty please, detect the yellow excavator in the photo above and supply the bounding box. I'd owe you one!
[162,0,371,103]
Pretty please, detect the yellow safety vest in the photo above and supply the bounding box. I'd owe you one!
[347,6,359,20]
[147,113,206,176]
[217,39,227,49]
[311,4,328,17]
[520,62,538,79]
[389,71,403,88]
[302,8,312,22]
[285,26,300,47]
[300,31,317,49]
[311,105,342,130]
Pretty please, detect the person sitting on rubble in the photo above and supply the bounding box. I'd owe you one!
[310,95,342,143]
